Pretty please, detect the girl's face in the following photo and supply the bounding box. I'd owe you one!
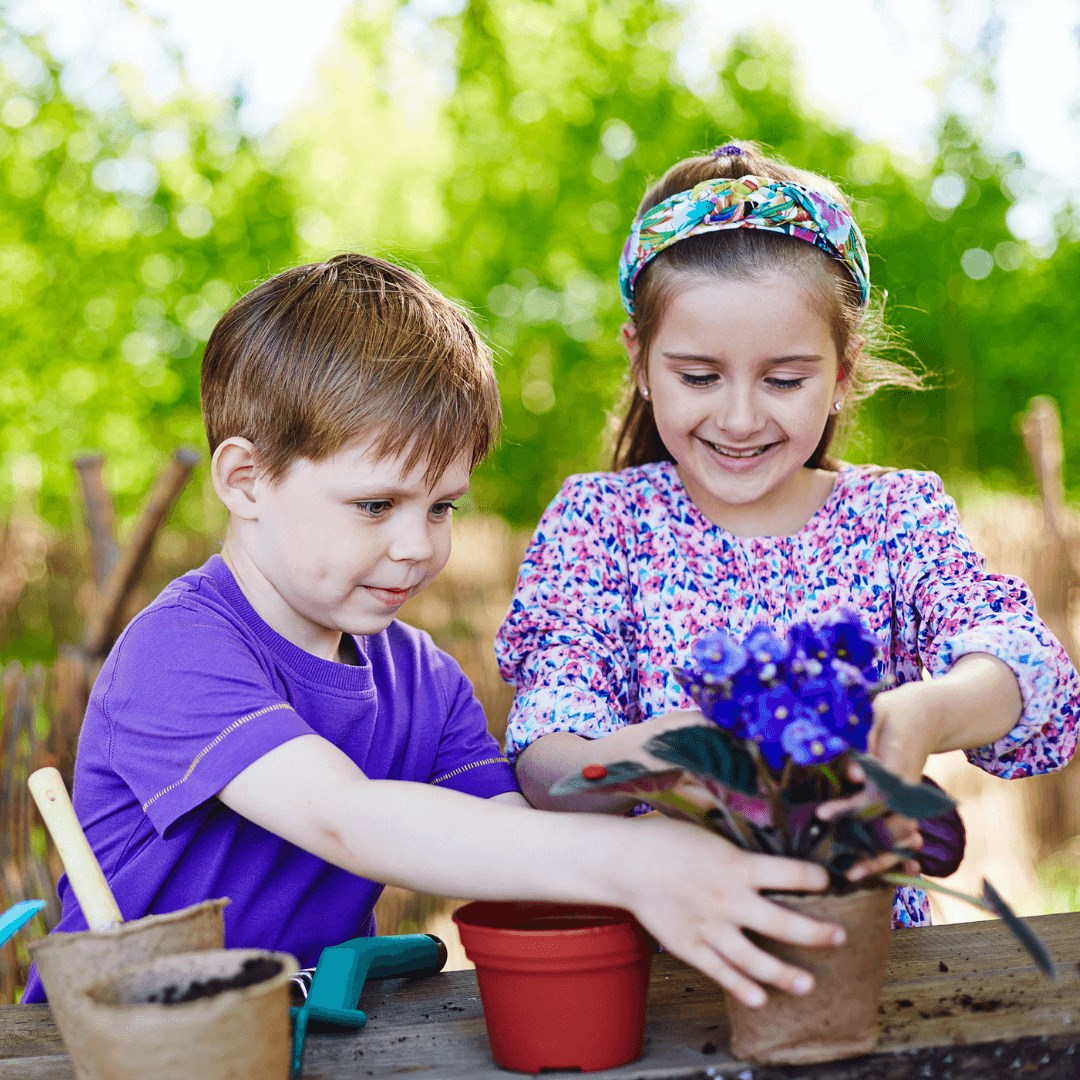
[627,275,845,533]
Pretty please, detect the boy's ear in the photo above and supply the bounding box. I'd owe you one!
[211,438,260,521]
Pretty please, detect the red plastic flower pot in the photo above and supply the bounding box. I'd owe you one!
[452,901,653,1073]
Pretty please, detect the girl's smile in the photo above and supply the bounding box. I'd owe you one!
[627,275,845,536]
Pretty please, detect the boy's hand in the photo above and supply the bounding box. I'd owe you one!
[622,816,845,1008]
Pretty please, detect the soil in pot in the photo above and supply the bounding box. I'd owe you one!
[725,885,894,1066]
[453,901,653,1073]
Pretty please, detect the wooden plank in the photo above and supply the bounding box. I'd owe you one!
[2,915,1077,1078]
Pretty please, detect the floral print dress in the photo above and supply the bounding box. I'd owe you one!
[495,462,1079,927]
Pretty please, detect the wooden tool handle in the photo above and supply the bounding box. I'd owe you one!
[28,767,123,931]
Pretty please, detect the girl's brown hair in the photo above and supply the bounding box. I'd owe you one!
[611,142,923,471]
[201,253,501,484]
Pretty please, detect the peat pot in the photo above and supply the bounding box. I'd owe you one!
[78,947,297,1080]
[30,899,228,1080]
[725,885,894,1065]
[453,901,653,1073]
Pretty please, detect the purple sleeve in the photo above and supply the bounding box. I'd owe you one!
[101,604,314,836]
[427,649,519,799]
[886,471,1079,778]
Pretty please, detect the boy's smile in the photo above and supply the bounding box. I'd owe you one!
[219,434,471,660]
[628,275,844,536]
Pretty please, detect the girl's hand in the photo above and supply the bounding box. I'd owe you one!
[816,681,943,880]
[624,815,846,1008]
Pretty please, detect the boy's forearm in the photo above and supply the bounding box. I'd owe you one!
[324,778,635,905]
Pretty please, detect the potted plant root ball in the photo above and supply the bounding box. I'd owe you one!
[76,947,297,1080]
[552,612,1054,1066]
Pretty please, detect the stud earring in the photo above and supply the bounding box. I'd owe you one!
[640,386,650,400]
[832,400,842,413]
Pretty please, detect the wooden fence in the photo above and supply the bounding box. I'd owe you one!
[2,398,1078,996]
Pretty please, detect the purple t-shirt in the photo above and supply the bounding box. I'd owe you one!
[23,555,517,1002]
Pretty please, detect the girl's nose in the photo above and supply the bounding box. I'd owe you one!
[717,387,763,440]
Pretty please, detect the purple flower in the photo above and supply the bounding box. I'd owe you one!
[745,685,800,769]
[743,625,787,688]
[690,631,748,684]
[817,611,881,681]
[781,716,849,766]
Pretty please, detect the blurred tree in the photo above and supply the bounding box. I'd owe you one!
[0,16,299,524]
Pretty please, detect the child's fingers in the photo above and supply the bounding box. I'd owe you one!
[743,852,831,896]
[742,894,847,949]
[695,949,769,1009]
[711,925,816,998]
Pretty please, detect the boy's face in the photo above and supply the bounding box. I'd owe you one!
[242,435,471,657]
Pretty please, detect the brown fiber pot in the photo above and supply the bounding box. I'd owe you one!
[29,899,228,1080]
[725,885,894,1065]
[77,948,297,1080]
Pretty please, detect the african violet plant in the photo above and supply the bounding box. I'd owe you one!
[552,612,1053,975]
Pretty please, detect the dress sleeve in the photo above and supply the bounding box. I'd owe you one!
[495,474,637,763]
[885,470,1079,778]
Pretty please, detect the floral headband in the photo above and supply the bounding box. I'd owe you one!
[618,174,871,315]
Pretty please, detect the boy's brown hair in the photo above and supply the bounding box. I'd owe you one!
[201,253,501,483]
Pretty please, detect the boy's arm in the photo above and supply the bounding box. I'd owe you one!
[218,733,844,1008]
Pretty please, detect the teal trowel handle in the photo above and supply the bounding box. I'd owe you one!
[290,933,447,1079]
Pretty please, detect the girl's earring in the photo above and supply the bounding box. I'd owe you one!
[640,386,650,400]
[832,400,842,413]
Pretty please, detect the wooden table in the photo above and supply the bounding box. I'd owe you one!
[1,912,1077,1078]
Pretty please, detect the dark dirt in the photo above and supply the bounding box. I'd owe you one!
[146,957,283,1004]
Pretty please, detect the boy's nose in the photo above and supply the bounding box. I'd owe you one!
[388,525,436,563]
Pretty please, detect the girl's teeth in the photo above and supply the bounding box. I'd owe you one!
[711,442,767,458]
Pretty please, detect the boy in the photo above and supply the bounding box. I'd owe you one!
[24,254,841,1009]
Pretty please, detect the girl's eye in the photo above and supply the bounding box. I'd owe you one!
[679,372,718,388]
[355,500,392,517]
[766,377,807,391]
[430,501,459,519]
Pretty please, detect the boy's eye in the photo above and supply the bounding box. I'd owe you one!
[766,377,807,390]
[679,372,718,388]
[355,500,392,517]
[430,501,459,519]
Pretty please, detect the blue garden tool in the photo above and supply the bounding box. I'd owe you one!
[0,900,46,948]
[289,932,447,1079]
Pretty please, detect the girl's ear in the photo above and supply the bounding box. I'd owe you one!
[622,321,647,392]
[212,438,261,521]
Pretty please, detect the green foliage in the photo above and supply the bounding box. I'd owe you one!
[4,0,1080,536]
[0,21,298,524]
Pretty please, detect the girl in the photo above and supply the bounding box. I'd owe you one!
[496,142,1079,932]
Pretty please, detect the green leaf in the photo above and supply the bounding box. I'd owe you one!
[982,880,1056,979]
[549,760,685,799]
[854,753,957,819]
[880,873,1055,979]
[645,725,759,796]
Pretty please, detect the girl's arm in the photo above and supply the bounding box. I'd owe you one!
[219,734,845,1008]
[869,653,1022,784]
[883,470,1078,780]
[515,711,704,812]
[496,475,647,781]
